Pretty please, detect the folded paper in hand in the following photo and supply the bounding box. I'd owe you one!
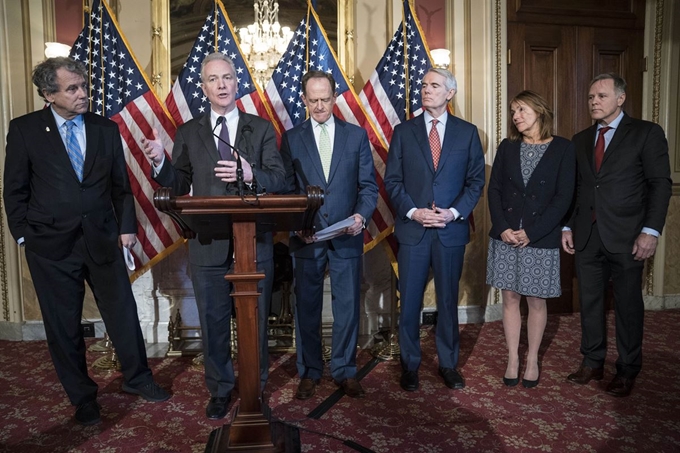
[314,216,356,241]
[288,216,356,253]
[123,247,136,271]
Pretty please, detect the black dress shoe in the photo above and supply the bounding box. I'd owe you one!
[567,365,604,385]
[122,381,171,402]
[400,370,419,392]
[503,376,519,387]
[439,367,465,390]
[206,396,231,420]
[75,400,101,426]
[605,376,635,397]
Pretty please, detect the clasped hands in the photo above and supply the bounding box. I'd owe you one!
[140,128,252,183]
[412,203,454,228]
[501,228,530,248]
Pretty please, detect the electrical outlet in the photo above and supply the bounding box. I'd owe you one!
[422,311,438,325]
[81,322,95,337]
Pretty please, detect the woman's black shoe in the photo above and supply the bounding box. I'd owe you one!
[503,376,519,387]
[522,377,539,388]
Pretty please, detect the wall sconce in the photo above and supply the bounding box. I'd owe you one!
[430,48,451,69]
[45,42,72,58]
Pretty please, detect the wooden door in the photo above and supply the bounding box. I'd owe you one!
[506,0,646,313]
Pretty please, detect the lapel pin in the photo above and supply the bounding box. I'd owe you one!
[45,126,50,132]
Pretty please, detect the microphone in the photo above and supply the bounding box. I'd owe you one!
[212,118,245,198]
[241,124,258,193]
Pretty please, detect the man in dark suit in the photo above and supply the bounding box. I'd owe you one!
[3,57,170,426]
[280,71,377,400]
[562,73,671,397]
[142,52,286,419]
[384,68,485,392]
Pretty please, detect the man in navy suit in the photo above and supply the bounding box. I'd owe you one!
[562,73,671,397]
[4,57,169,426]
[142,53,286,419]
[280,71,378,400]
[385,68,485,392]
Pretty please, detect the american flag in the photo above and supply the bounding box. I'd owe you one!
[359,0,459,263]
[165,0,278,131]
[70,0,183,280]
[264,2,393,252]
[359,0,434,146]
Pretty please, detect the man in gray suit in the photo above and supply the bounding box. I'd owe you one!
[280,71,378,400]
[142,53,286,419]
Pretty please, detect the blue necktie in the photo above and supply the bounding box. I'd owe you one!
[64,121,84,181]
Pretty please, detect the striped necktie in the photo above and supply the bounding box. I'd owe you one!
[318,122,332,180]
[64,121,84,181]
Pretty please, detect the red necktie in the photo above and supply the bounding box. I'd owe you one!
[594,126,611,172]
[429,119,441,170]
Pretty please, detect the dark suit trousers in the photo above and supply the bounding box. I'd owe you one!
[190,257,273,397]
[575,223,645,378]
[293,248,361,382]
[25,236,152,407]
[398,229,465,371]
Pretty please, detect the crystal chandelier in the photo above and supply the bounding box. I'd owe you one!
[238,0,294,88]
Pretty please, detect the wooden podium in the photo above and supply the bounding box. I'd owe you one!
[154,187,323,452]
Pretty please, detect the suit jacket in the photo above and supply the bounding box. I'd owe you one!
[487,136,575,249]
[4,109,136,264]
[384,113,485,247]
[280,116,378,259]
[569,113,671,253]
[154,110,286,266]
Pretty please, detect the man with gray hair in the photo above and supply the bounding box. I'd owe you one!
[562,73,671,397]
[385,67,485,392]
[4,57,170,427]
[142,52,286,419]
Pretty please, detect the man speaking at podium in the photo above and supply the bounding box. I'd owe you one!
[142,52,286,420]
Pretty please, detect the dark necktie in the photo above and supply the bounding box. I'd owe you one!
[594,126,611,173]
[429,119,441,170]
[218,116,234,161]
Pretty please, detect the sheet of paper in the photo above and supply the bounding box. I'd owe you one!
[313,216,355,241]
[123,247,136,271]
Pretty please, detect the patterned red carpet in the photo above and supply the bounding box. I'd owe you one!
[1,310,679,452]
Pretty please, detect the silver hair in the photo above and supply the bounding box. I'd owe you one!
[200,52,237,82]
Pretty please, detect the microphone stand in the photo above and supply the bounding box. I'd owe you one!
[213,129,257,205]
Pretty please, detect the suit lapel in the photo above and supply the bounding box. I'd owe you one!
[600,113,631,171]
[327,118,347,184]
[411,115,434,173]
[82,113,99,180]
[437,114,461,173]
[41,109,81,182]
[198,114,221,162]
[300,120,327,185]
[236,112,249,160]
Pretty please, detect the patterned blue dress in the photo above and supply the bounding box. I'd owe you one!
[486,142,561,298]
